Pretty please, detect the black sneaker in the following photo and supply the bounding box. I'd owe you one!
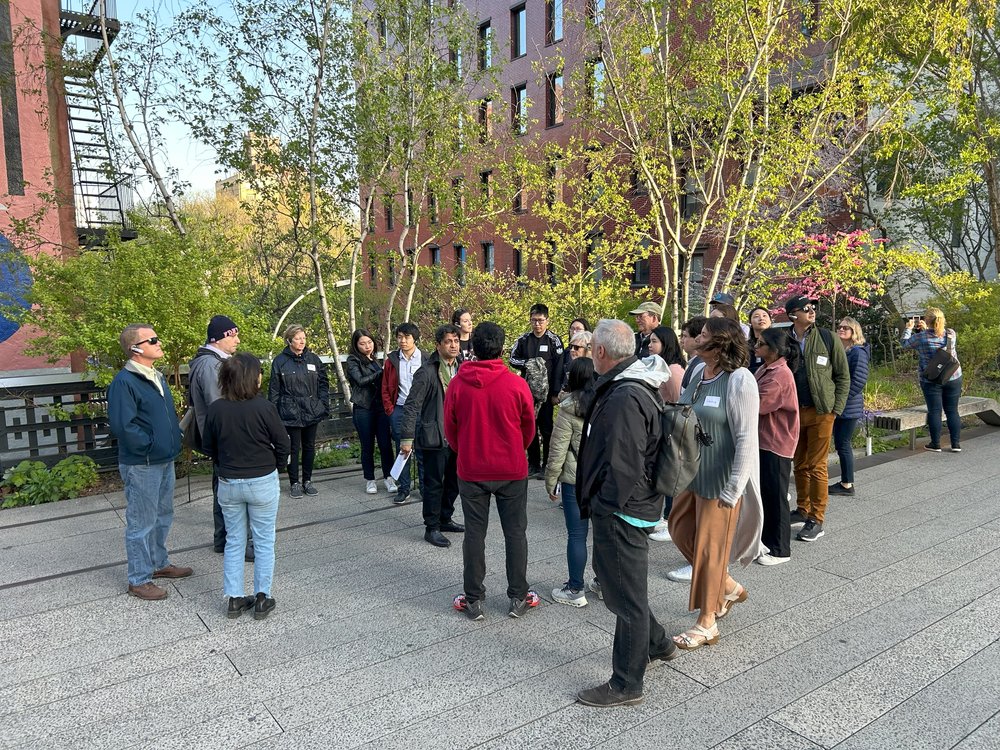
[393,490,411,505]
[648,640,679,667]
[577,682,643,707]
[508,590,541,618]
[924,444,942,453]
[453,594,484,621]
[828,483,855,496]
[253,592,276,620]
[226,595,255,619]
[303,481,318,496]
[789,509,808,526]
[290,482,304,498]
[528,465,543,480]
[797,519,825,542]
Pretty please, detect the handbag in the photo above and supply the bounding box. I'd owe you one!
[922,334,959,384]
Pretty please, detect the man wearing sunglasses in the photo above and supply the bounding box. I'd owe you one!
[784,295,850,543]
[108,324,191,600]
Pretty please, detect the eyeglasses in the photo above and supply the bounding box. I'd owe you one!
[530,317,547,324]
[136,337,160,346]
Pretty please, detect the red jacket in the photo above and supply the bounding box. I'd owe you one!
[755,357,800,459]
[444,359,535,481]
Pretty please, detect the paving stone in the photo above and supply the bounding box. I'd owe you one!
[952,711,1000,750]
[710,719,824,750]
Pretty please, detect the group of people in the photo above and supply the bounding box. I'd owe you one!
[106,291,962,708]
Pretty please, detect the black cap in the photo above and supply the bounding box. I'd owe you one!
[783,295,818,314]
[207,315,239,343]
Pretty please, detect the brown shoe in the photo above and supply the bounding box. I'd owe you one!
[127,582,168,600]
[152,564,193,579]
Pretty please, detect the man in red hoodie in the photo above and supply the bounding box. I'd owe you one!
[444,321,539,622]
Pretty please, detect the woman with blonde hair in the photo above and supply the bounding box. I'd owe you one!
[902,307,963,452]
[830,317,870,495]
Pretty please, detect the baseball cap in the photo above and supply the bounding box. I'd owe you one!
[783,295,818,314]
[709,292,735,306]
[629,301,662,315]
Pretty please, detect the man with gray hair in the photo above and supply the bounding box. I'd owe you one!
[108,324,191,600]
[575,319,677,707]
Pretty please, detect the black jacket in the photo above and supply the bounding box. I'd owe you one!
[509,329,564,394]
[576,357,663,521]
[400,351,458,451]
[202,396,291,479]
[268,347,329,427]
[345,353,383,411]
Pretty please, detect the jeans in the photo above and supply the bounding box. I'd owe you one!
[353,404,393,480]
[560,483,589,590]
[420,447,459,530]
[286,422,318,485]
[591,513,671,696]
[458,478,529,603]
[921,377,962,448]
[217,470,281,597]
[527,400,554,469]
[120,462,175,586]
[832,417,858,484]
[212,467,253,553]
[389,406,423,494]
[759,450,791,558]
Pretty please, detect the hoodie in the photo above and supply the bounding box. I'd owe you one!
[443,358,536,481]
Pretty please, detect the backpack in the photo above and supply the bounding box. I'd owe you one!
[524,357,550,407]
[179,389,203,453]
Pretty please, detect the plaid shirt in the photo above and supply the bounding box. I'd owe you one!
[901,328,962,383]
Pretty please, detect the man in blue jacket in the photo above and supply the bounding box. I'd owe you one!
[108,324,192,600]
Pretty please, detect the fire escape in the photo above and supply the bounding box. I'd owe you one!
[59,1,137,247]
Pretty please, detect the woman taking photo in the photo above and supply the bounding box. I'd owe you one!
[346,329,395,495]
[902,308,963,452]
[545,357,596,607]
[203,353,290,620]
[753,327,800,566]
[451,309,475,361]
[268,325,330,498]
[830,317,870,494]
[669,317,763,649]
[746,307,772,375]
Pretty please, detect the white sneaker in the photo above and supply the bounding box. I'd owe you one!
[551,585,588,607]
[648,520,671,542]
[756,553,790,566]
[384,477,397,493]
[666,564,693,582]
[365,480,378,495]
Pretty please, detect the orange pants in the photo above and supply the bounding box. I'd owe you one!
[669,490,741,616]
[793,407,836,523]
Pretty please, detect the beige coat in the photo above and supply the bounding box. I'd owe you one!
[544,395,584,496]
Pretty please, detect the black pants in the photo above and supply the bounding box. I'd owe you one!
[527,400,554,469]
[420,447,458,531]
[212,466,252,552]
[352,405,393,480]
[759,449,791,558]
[458,478,529,603]
[591,513,671,696]
[287,422,319,485]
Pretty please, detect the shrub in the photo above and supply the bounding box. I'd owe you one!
[1,455,100,509]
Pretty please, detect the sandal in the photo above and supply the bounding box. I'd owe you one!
[672,623,720,650]
[716,583,747,620]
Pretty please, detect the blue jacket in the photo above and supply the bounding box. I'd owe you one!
[108,366,182,465]
[840,343,871,421]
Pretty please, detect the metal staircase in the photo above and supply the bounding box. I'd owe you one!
[59,1,136,246]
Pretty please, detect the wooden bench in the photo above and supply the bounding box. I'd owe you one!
[871,396,1000,450]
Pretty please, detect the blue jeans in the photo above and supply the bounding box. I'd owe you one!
[832,417,858,484]
[217,470,280,597]
[560,483,589,591]
[353,404,393,480]
[389,406,423,494]
[921,377,962,448]
[120,462,176,586]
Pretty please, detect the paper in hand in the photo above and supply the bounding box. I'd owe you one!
[389,451,410,481]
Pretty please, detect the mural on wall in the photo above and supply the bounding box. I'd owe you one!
[0,234,31,343]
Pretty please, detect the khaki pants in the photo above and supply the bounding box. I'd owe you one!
[669,490,741,616]
[794,407,836,523]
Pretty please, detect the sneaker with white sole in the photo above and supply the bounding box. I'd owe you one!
[588,578,604,600]
[551,585,588,607]
[756,553,791,566]
[365,480,378,494]
[648,519,671,542]
[797,519,825,542]
[666,564,693,582]
[384,476,397,493]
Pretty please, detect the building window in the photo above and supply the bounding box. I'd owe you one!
[513,176,525,213]
[452,176,465,213]
[482,242,495,273]
[546,152,563,207]
[385,195,394,230]
[546,72,564,127]
[478,98,492,142]
[455,244,467,286]
[801,0,820,36]
[511,83,528,135]
[587,232,604,282]
[480,169,493,198]
[449,45,462,75]
[377,15,387,46]
[406,189,415,225]
[681,173,703,219]
[510,4,526,59]
[589,0,605,25]
[514,248,524,276]
[633,239,651,287]
[546,0,563,44]
[589,59,605,109]
[631,169,649,196]
[478,21,492,69]
[428,191,438,224]
[681,252,706,309]
[369,254,377,285]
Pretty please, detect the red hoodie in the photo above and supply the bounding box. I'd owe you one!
[443,359,535,481]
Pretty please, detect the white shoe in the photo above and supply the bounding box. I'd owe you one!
[365,480,378,495]
[648,520,671,542]
[756,553,790,566]
[384,477,397,493]
[666,564,693,583]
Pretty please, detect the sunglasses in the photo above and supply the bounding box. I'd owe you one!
[797,305,817,313]
[136,337,160,346]
[570,344,588,352]
[836,325,851,331]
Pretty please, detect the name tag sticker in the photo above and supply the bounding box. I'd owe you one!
[816,355,828,366]
[539,345,549,352]
[307,364,316,371]
[704,395,721,408]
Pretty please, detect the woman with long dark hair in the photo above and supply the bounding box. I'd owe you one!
[647,325,686,402]
[451,308,475,361]
[746,307,772,375]
[203,353,290,620]
[346,328,395,495]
